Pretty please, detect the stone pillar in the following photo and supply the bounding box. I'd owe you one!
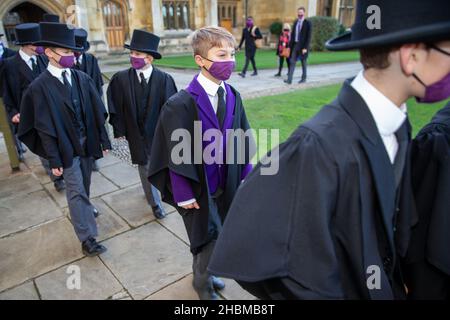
[206,0,219,26]
[308,0,317,17]
[74,0,90,30]
[151,0,164,35]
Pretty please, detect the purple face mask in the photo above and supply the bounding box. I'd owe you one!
[74,51,82,58]
[246,19,254,28]
[35,46,45,55]
[414,45,450,104]
[52,49,75,68]
[203,57,235,81]
[414,72,450,103]
[130,56,147,70]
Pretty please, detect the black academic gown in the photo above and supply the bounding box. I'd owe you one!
[0,47,16,98]
[2,53,48,121]
[18,69,111,169]
[74,53,104,97]
[107,67,177,165]
[148,88,254,254]
[208,80,417,300]
[405,101,450,299]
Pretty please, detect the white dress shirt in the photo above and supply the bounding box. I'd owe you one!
[19,49,36,70]
[135,64,153,84]
[351,71,407,164]
[47,63,72,86]
[176,72,227,207]
[197,71,226,114]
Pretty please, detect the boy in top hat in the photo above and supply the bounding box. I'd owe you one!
[42,13,60,23]
[18,22,112,257]
[73,28,103,98]
[2,23,59,183]
[405,100,450,300]
[148,27,254,300]
[108,29,177,219]
[208,0,450,300]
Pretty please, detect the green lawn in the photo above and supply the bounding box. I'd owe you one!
[153,50,359,70]
[244,84,448,152]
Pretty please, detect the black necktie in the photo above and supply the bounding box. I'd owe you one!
[62,70,71,89]
[31,57,38,76]
[140,72,147,89]
[216,87,226,129]
[393,119,409,188]
[76,57,81,69]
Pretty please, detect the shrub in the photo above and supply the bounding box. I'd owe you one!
[269,21,283,36]
[309,16,340,51]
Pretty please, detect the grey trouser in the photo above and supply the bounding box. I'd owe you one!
[63,156,97,243]
[288,42,308,82]
[137,150,162,208]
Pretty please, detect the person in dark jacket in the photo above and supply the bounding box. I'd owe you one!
[0,33,16,95]
[18,22,111,257]
[208,0,450,300]
[285,7,312,84]
[275,23,291,77]
[148,27,254,300]
[108,29,177,220]
[405,100,450,300]
[237,17,262,78]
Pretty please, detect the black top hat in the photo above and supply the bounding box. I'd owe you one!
[74,28,90,52]
[124,29,162,59]
[42,13,60,23]
[326,0,450,51]
[34,22,82,51]
[15,23,41,46]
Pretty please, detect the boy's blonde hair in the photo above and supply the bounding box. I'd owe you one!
[191,26,237,57]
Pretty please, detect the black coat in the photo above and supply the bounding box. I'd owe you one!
[2,53,48,120]
[74,53,104,97]
[289,19,312,51]
[208,80,417,299]
[18,69,111,169]
[107,67,177,165]
[406,102,450,276]
[238,27,263,57]
[0,47,17,98]
[148,88,254,254]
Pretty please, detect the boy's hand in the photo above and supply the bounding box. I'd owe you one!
[52,167,64,177]
[117,136,126,140]
[12,113,20,124]
[302,49,308,55]
[103,149,109,156]
[182,202,200,210]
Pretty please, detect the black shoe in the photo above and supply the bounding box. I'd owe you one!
[152,205,166,219]
[93,208,99,218]
[274,73,281,77]
[251,72,258,76]
[212,276,225,291]
[238,72,246,78]
[284,79,292,85]
[82,238,107,257]
[54,179,66,192]
[92,161,99,172]
[298,78,307,83]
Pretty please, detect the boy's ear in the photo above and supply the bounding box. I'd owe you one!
[194,54,204,68]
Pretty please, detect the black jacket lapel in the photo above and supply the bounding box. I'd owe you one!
[338,81,397,250]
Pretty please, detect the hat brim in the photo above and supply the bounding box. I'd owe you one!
[74,41,90,52]
[326,21,450,51]
[33,40,83,51]
[15,41,39,46]
[124,44,162,59]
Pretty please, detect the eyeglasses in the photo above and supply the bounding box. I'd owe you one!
[429,44,450,57]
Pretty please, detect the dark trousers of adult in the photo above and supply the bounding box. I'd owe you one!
[64,154,98,243]
[137,147,163,209]
[192,190,223,300]
[241,51,257,75]
[287,42,308,83]
[277,56,290,75]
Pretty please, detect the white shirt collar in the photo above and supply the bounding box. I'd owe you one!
[47,63,71,81]
[197,72,226,97]
[135,64,153,82]
[351,71,407,137]
[19,49,35,64]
